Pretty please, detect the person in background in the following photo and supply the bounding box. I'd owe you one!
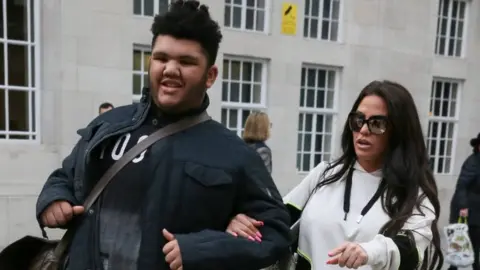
[243,111,272,174]
[226,80,444,270]
[98,102,114,114]
[449,133,480,270]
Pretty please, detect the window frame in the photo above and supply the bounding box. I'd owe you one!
[133,0,172,17]
[426,78,462,175]
[223,0,271,34]
[0,0,41,143]
[132,45,151,103]
[303,0,342,42]
[220,55,269,137]
[434,0,469,57]
[296,64,340,173]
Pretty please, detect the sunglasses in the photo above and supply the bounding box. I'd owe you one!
[348,112,388,135]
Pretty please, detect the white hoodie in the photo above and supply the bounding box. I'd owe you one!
[283,162,435,270]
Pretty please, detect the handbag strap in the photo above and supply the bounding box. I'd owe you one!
[53,111,211,258]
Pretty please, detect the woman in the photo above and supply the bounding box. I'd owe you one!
[227,81,443,269]
[243,111,273,174]
[448,133,480,270]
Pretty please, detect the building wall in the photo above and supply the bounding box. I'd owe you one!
[0,0,479,249]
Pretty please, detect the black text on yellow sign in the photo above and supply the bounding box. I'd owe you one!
[281,3,297,35]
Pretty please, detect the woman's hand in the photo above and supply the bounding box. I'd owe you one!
[327,242,368,268]
[226,214,264,242]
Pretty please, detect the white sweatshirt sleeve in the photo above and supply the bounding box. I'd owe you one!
[358,195,436,270]
[283,161,329,210]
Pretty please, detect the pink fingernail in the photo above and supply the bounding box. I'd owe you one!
[232,232,238,237]
[256,231,263,238]
[255,236,262,242]
[248,236,255,241]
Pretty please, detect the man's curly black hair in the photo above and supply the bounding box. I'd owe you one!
[150,0,223,66]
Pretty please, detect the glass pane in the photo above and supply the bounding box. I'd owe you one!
[257,0,265,8]
[233,7,242,28]
[296,154,302,171]
[134,0,141,14]
[323,0,331,18]
[330,21,338,41]
[455,39,462,57]
[306,89,315,107]
[314,154,322,166]
[297,134,303,151]
[446,140,453,156]
[231,61,241,80]
[159,0,169,14]
[256,10,265,31]
[9,44,28,86]
[228,109,238,128]
[242,110,250,125]
[143,74,149,89]
[133,50,142,70]
[316,114,324,132]
[324,134,332,152]
[321,20,329,39]
[327,70,335,89]
[224,6,231,27]
[316,90,325,108]
[29,0,34,42]
[223,60,229,79]
[311,0,319,16]
[7,0,27,41]
[459,2,466,19]
[307,69,315,87]
[247,0,255,7]
[230,82,240,102]
[302,154,310,171]
[234,0,242,4]
[242,62,252,81]
[241,83,251,103]
[300,88,305,106]
[445,158,451,173]
[253,84,261,103]
[332,0,340,20]
[304,134,311,151]
[253,63,262,82]
[316,69,326,88]
[309,19,318,38]
[315,134,323,152]
[143,52,151,71]
[0,89,5,131]
[305,0,311,15]
[325,115,332,132]
[305,114,313,131]
[221,108,227,125]
[449,101,456,117]
[303,19,309,37]
[133,74,142,95]
[30,90,35,132]
[298,114,304,131]
[0,43,4,85]
[144,0,154,16]
[246,9,254,30]
[30,45,35,87]
[8,90,29,131]
[222,82,229,101]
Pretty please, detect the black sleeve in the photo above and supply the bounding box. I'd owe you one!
[175,152,291,270]
[391,230,420,270]
[456,155,478,209]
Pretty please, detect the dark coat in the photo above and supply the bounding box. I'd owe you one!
[35,95,291,270]
[452,153,480,225]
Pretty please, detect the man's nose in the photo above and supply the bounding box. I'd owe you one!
[163,60,180,76]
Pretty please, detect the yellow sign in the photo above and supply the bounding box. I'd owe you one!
[281,3,297,36]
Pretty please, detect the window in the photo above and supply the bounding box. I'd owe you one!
[435,0,467,57]
[221,56,267,136]
[224,0,269,32]
[133,0,171,16]
[426,79,461,174]
[296,66,338,172]
[132,46,151,103]
[303,0,340,41]
[0,0,39,140]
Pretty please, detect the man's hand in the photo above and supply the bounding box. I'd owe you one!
[327,242,368,269]
[460,208,469,217]
[163,229,183,270]
[41,201,84,228]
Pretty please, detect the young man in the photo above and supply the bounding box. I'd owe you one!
[98,102,114,114]
[36,1,290,270]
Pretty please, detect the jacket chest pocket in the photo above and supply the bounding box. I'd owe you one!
[183,162,235,221]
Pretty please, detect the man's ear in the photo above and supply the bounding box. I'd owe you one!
[205,65,218,89]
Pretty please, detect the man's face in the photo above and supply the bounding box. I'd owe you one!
[99,106,112,114]
[149,35,218,112]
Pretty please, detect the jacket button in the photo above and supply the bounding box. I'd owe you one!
[88,209,94,215]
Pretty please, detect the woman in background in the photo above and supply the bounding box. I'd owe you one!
[243,111,273,174]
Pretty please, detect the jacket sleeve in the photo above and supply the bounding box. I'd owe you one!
[359,195,435,270]
[455,155,478,209]
[175,153,291,270]
[35,140,82,227]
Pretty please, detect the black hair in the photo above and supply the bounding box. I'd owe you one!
[470,133,480,153]
[150,0,223,66]
[98,102,114,110]
[314,80,443,270]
